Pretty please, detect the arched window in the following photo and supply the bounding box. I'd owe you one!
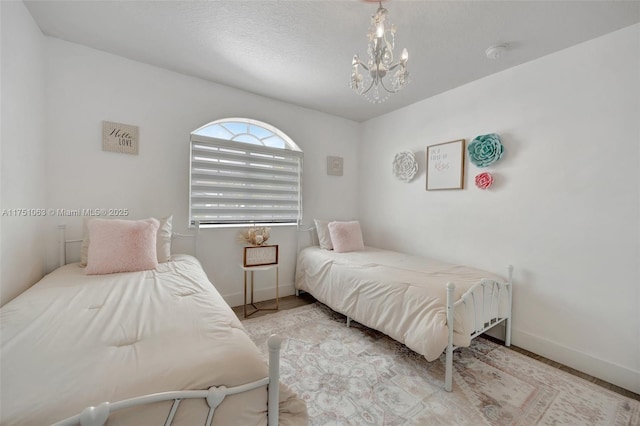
[190,118,303,227]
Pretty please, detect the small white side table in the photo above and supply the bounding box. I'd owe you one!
[241,263,279,318]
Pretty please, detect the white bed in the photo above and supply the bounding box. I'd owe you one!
[1,249,307,425]
[295,245,512,391]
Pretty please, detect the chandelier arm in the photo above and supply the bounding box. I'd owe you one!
[379,77,402,94]
[356,60,370,72]
[360,78,377,95]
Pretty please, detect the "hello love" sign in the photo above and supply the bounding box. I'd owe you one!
[102,121,139,155]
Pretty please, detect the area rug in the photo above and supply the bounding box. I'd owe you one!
[242,303,639,426]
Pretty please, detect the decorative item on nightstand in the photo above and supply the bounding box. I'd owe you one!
[243,245,279,267]
[237,226,278,266]
[237,226,271,246]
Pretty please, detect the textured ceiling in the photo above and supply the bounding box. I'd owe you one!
[24,1,640,122]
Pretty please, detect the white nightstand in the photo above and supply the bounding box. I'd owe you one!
[241,263,279,318]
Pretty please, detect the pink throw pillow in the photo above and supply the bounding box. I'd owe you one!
[85,218,160,275]
[328,221,364,253]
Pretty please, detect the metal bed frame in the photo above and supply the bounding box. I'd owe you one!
[296,226,513,392]
[52,335,282,426]
[444,271,512,391]
[53,223,283,426]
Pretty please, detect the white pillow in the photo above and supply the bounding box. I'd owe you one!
[328,220,364,253]
[156,215,172,262]
[80,215,172,266]
[85,218,159,275]
[314,219,333,250]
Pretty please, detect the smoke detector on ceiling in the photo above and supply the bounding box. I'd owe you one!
[485,44,508,60]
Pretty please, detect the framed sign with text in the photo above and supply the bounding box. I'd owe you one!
[102,121,139,155]
[243,245,279,267]
[426,139,465,190]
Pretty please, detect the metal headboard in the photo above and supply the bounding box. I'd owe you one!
[295,226,317,255]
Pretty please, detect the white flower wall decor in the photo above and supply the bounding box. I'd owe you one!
[393,151,418,182]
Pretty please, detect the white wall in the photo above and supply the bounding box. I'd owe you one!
[359,24,640,393]
[0,1,47,306]
[43,37,360,307]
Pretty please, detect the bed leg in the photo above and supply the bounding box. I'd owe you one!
[505,265,513,347]
[267,335,281,426]
[346,317,351,328]
[445,343,453,392]
[295,289,299,297]
[445,282,455,392]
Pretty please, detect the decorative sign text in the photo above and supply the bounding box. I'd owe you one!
[244,245,279,267]
[102,121,139,155]
[426,139,465,190]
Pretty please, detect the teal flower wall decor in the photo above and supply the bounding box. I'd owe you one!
[468,133,504,168]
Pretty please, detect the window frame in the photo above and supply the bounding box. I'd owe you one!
[189,119,303,228]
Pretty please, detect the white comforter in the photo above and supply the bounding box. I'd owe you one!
[1,255,306,425]
[295,246,507,361]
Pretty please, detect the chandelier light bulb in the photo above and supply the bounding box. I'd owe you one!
[349,2,409,103]
[401,48,408,62]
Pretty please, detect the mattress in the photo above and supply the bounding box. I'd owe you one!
[0,254,306,425]
[295,246,508,361]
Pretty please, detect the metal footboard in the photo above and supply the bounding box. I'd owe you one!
[52,335,282,426]
[444,265,513,392]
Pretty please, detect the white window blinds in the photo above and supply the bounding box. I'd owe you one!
[190,135,303,226]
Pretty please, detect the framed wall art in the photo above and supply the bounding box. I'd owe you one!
[327,156,344,176]
[426,139,465,190]
[102,121,139,155]
[392,151,418,182]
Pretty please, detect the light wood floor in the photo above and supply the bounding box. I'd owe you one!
[232,294,640,402]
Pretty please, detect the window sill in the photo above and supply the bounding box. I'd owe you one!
[190,222,299,230]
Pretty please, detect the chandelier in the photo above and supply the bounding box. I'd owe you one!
[350,1,409,103]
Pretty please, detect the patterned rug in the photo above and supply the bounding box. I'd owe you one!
[242,303,639,426]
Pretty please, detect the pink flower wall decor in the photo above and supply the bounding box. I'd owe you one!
[475,172,494,190]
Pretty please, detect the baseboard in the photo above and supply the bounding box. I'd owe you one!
[224,283,296,309]
[511,328,640,395]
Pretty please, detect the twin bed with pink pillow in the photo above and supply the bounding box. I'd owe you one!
[295,220,513,392]
[0,218,307,425]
